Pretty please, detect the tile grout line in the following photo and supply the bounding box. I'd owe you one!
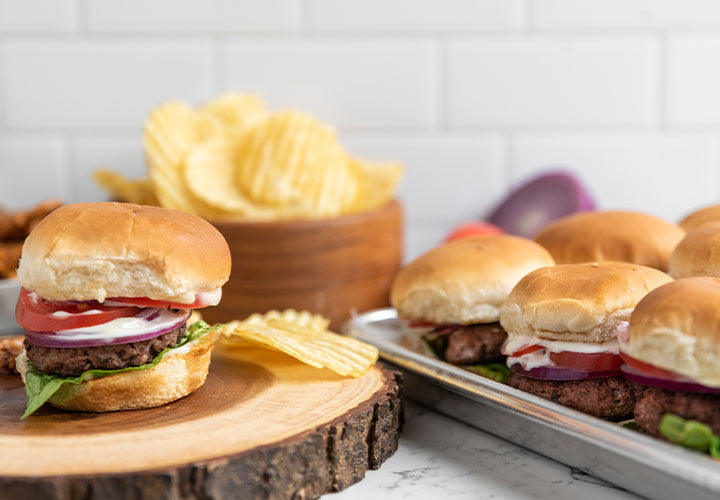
[76,0,88,34]
[213,36,224,95]
[436,35,446,130]
[522,0,534,32]
[503,131,515,189]
[0,37,5,134]
[299,0,311,32]
[656,32,668,129]
[62,132,77,202]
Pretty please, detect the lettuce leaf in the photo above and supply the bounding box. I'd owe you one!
[21,321,220,419]
[468,363,511,384]
[659,413,720,459]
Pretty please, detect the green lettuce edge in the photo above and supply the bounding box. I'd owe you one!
[21,321,220,419]
[659,413,720,459]
[468,363,511,384]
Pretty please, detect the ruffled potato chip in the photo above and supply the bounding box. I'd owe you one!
[217,309,378,377]
[144,101,224,217]
[93,169,159,206]
[200,93,267,133]
[350,158,404,213]
[124,95,403,220]
[183,138,314,220]
[234,111,358,217]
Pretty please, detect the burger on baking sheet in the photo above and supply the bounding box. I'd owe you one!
[14,202,231,418]
[534,210,685,272]
[500,262,672,420]
[669,222,720,279]
[390,235,554,380]
[622,278,720,455]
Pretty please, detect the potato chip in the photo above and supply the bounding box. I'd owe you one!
[218,309,378,377]
[234,111,358,216]
[200,93,267,133]
[144,101,223,217]
[244,309,330,332]
[350,158,404,212]
[140,95,403,220]
[93,169,159,206]
[183,138,304,220]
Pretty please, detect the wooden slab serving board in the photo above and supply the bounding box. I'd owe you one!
[0,346,402,500]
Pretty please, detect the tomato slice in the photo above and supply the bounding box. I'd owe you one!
[550,351,623,372]
[506,342,622,372]
[510,344,545,357]
[620,351,682,380]
[109,297,195,309]
[15,288,141,332]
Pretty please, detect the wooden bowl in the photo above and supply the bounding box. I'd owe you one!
[203,200,403,329]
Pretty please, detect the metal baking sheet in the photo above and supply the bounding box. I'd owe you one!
[345,308,720,500]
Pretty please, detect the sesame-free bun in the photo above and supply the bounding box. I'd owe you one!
[17,202,231,303]
[669,223,720,279]
[390,235,555,325]
[534,210,685,272]
[16,330,215,412]
[679,204,720,232]
[627,278,720,387]
[500,262,673,343]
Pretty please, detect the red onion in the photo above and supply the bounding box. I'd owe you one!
[24,308,189,348]
[621,363,720,394]
[488,171,595,238]
[510,363,621,381]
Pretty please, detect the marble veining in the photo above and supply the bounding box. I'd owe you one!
[331,401,640,500]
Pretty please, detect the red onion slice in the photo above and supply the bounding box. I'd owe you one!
[24,308,190,348]
[621,363,720,394]
[510,363,621,381]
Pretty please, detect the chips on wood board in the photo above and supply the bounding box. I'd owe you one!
[217,309,378,377]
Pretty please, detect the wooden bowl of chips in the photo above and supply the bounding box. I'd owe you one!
[203,200,403,329]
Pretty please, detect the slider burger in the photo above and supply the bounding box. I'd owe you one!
[623,278,720,439]
[534,210,684,272]
[391,235,554,367]
[14,202,231,418]
[669,223,720,278]
[500,262,672,419]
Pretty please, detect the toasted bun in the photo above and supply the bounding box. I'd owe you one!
[679,204,720,232]
[500,262,673,342]
[669,223,720,279]
[17,202,231,303]
[390,235,555,324]
[16,331,215,412]
[627,278,720,387]
[534,210,684,272]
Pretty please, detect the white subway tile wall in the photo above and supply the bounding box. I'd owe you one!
[1,0,719,259]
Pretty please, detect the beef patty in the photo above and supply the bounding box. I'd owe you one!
[424,323,507,364]
[634,388,720,437]
[25,323,186,377]
[508,373,642,420]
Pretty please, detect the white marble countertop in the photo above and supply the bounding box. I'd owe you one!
[331,401,640,500]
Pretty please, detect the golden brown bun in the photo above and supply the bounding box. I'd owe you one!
[534,210,685,272]
[679,204,720,232]
[500,262,673,342]
[16,331,215,412]
[628,278,720,387]
[17,202,231,303]
[390,235,555,324]
[669,223,720,278]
